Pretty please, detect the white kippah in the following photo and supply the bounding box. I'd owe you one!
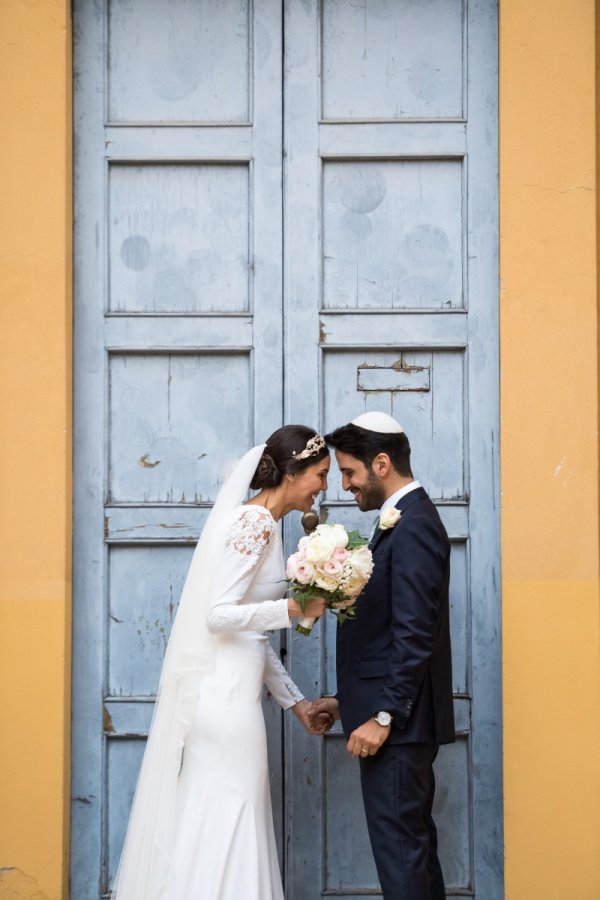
[351,411,404,434]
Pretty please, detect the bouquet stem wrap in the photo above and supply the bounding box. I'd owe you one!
[296,616,317,636]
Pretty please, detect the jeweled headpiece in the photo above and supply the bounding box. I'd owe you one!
[291,434,326,461]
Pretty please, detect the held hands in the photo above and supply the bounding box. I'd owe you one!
[309,698,390,756]
[287,596,327,620]
[292,699,334,736]
[311,696,340,723]
[294,697,390,754]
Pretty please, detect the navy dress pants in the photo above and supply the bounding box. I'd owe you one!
[359,742,446,900]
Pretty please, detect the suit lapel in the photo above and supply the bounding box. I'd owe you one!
[368,523,386,553]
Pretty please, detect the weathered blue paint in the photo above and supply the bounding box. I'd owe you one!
[73,1,501,898]
[72,1,283,896]
[283,0,501,897]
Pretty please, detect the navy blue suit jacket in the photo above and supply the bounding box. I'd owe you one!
[336,487,455,746]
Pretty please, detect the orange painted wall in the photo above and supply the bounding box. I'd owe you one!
[0,2,72,899]
[500,0,600,897]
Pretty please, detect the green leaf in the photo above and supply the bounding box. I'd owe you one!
[331,605,358,625]
[346,530,368,549]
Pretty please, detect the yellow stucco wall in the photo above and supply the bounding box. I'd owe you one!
[1,1,600,899]
[500,0,600,898]
[0,2,72,899]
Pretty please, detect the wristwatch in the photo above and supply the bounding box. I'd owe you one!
[373,711,393,727]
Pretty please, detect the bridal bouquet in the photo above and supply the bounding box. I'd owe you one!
[286,523,374,635]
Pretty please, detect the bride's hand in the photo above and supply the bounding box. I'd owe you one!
[287,596,327,619]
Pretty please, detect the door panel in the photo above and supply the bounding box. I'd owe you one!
[321,348,466,499]
[322,159,464,310]
[109,353,253,502]
[321,0,464,121]
[108,0,251,124]
[108,163,251,314]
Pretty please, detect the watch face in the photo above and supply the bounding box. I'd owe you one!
[376,711,392,727]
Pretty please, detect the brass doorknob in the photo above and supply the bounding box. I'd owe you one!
[301,509,319,533]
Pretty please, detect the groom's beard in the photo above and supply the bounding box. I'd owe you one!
[352,472,386,511]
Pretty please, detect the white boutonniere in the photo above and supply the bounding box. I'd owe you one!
[379,507,401,530]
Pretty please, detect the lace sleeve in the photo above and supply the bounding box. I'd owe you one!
[206,508,291,635]
[264,644,304,709]
[226,508,276,557]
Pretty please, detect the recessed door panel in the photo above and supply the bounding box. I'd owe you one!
[323,159,464,310]
[109,163,250,313]
[321,0,464,120]
[108,0,251,123]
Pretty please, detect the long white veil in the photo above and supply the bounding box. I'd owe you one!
[112,443,266,900]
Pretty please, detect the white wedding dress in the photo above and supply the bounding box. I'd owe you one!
[166,504,303,899]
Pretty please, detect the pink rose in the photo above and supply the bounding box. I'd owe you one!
[323,559,343,577]
[287,550,316,585]
[295,561,316,585]
[286,553,302,580]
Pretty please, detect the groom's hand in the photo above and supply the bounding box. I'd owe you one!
[347,718,390,757]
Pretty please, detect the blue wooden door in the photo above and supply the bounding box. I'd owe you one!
[73,2,501,898]
[282,1,501,897]
[72,2,285,896]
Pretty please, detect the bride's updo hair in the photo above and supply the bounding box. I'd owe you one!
[250,425,329,490]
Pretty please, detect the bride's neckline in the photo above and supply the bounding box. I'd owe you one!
[240,502,278,522]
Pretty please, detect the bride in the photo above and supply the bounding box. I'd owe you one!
[112,425,331,899]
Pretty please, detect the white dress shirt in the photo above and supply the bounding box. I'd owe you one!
[380,479,422,512]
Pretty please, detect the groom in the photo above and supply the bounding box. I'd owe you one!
[316,412,455,900]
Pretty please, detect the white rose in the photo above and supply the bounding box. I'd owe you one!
[347,545,374,580]
[315,523,349,549]
[314,572,339,592]
[332,597,355,610]
[379,507,401,530]
[342,569,366,598]
[305,533,337,564]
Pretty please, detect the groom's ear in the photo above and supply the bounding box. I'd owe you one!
[371,453,392,478]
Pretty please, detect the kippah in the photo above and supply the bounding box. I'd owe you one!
[351,411,404,434]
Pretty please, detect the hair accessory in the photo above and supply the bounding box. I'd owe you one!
[291,434,326,461]
[351,412,404,434]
